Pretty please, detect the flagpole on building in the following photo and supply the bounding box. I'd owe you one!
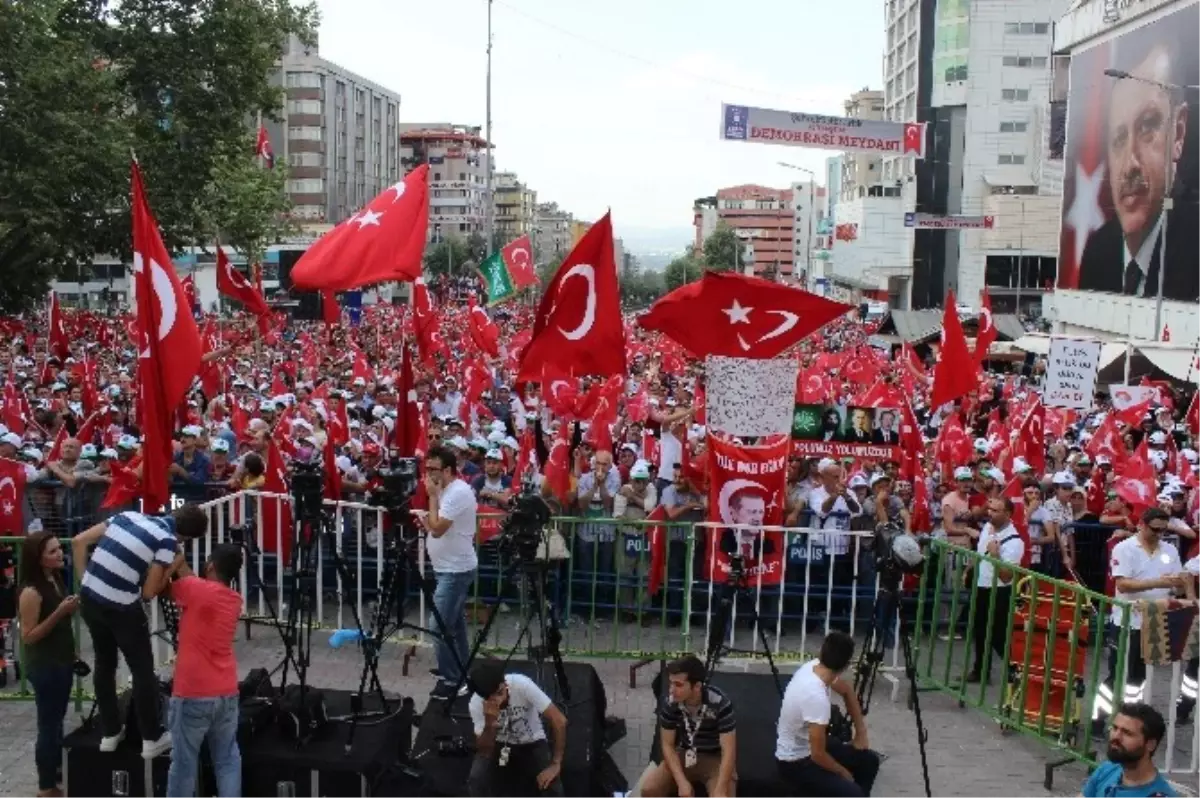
[484,0,494,256]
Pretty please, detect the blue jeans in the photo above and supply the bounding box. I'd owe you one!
[432,570,475,685]
[28,664,74,791]
[167,695,241,798]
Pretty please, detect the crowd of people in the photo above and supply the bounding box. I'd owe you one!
[3,283,1199,797]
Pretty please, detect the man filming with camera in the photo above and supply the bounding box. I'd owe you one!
[467,661,567,797]
[776,631,880,796]
[419,445,478,699]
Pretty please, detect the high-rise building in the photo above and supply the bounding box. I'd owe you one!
[693,185,795,277]
[399,123,491,243]
[791,181,825,285]
[840,88,887,202]
[271,33,402,228]
[534,202,574,262]
[880,0,1070,311]
[492,171,537,241]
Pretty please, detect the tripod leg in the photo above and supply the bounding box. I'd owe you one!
[899,616,934,798]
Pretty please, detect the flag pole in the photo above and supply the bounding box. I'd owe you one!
[484,0,494,258]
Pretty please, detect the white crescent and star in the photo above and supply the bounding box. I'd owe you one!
[387,181,407,202]
[549,380,571,402]
[132,252,179,358]
[979,306,993,333]
[355,209,384,229]
[1065,163,1107,268]
[556,264,596,341]
[508,246,531,268]
[0,476,16,516]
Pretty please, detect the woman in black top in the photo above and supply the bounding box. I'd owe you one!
[18,531,79,798]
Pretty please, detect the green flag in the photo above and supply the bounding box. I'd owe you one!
[479,250,517,306]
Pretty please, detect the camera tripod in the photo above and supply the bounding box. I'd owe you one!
[450,549,573,711]
[702,552,784,697]
[831,572,932,798]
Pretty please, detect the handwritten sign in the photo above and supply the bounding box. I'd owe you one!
[1044,337,1101,410]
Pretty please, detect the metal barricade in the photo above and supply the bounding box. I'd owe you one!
[910,537,1200,787]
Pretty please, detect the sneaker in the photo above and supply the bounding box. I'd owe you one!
[99,727,126,752]
[142,730,172,759]
[429,681,455,701]
[457,683,470,698]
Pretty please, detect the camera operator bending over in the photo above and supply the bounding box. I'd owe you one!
[642,655,737,798]
[72,505,209,759]
[468,662,567,797]
[776,631,880,797]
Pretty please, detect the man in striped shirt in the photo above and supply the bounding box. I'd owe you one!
[72,505,209,759]
[644,655,738,797]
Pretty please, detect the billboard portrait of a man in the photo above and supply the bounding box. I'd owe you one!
[1059,5,1199,304]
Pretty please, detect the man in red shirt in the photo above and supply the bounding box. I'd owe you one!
[166,544,244,797]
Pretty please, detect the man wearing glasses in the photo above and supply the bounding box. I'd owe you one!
[1092,508,1189,735]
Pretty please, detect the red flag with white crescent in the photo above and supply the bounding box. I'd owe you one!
[703,436,789,586]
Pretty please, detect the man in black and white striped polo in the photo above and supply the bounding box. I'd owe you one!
[643,655,738,797]
[72,504,209,759]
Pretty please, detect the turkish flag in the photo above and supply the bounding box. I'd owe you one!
[0,457,26,534]
[931,291,980,409]
[974,290,998,363]
[131,160,202,512]
[1187,391,1199,436]
[1018,399,1046,474]
[260,437,294,563]
[181,274,198,311]
[467,297,500,357]
[216,248,270,316]
[396,344,421,458]
[102,459,142,511]
[903,122,925,155]
[543,422,572,502]
[502,234,539,288]
[518,212,626,380]
[290,164,429,291]
[321,290,340,326]
[703,436,789,586]
[256,124,275,168]
[640,271,852,359]
[1112,454,1156,512]
[48,291,70,360]
[644,505,671,597]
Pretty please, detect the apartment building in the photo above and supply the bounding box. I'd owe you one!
[493,171,537,241]
[534,202,574,261]
[840,88,887,201]
[693,185,795,277]
[399,123,491,242]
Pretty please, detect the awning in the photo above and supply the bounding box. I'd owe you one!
[1137,345,1200,385]
[880,310,944,344]
[991,313,1027,342]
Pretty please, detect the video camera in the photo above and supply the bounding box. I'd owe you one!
[872,522,926,592]
[494,476,551,562]
[369,454,419,512]
[290,460,325,524]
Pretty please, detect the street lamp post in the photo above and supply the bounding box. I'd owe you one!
[1102,69,1200,341]
[778,161,816,288]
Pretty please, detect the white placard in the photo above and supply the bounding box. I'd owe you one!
[1108,384,1161,409]
[1044,337,1102,409]
[706,355,798,437]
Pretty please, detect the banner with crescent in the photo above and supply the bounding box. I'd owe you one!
[703,435,789,586]
[0,456,28,535]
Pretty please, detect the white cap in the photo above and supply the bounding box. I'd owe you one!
[117,434,138,450]
[335,455,353,473]
[21,447,42,462]
[1052,471,1076,487]
[503,436,519,450]
[953,466,974,481]
[1182,448,1199,463]
[620,442,639,454]
[817,457,839,473]
[1012,457,1032,473]
[869,473,891,487]
[984,467,1005,483]
[0,432,22,448]
[181,425,203,437]
[470,437,490,450]
[1149,449,1169,468]
[371,405,387,419]
[210,438,230,453]
[1149,430,1168,445]
[484,448,503,460]
[973,437,990,454]
[259,400,276,412]
[487,430,506,444]
[353,376,366,386]
[79,443,98,458]
[630,462,651,480]
[100,447,118,459]
[291,418,312,431]
[849,474,869,489]
[447,435,469,450]
[490,420,506,433]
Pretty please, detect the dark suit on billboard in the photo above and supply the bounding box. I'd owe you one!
[1077,208,1199,302]
[872,428,898,445]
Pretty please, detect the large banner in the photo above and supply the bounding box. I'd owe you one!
[790,402,902,459]
[1057,3,1199,303]
[703,436,789,586]
[721,103,926,158]
[904,212,994,230]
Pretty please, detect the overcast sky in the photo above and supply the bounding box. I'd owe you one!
[312,0,885,249]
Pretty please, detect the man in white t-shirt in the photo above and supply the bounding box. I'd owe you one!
[775,631,879,796]
[420,446,479,699]
[1093,508,1188,733]
[468,662,567,797]
[967,497,1025,684]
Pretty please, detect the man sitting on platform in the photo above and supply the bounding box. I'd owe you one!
[468,661,568,797]
[642,655,737,797]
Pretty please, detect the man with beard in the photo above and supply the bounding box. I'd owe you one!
[1077,42,1198,303]
[1082,703,1176,797]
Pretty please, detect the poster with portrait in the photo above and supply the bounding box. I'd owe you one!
[1058,4,1199,303]
[703,435,789,586]
[790,403,903,459]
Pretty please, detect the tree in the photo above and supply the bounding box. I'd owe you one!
[423,235,474,278]
[702,221,746,273]
[618,254,664,309]
[196,143,298,265]
[0,0,317,311]
[664,247,702,291]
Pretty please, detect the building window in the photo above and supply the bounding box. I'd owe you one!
[999,121,1029,133]
[289,178,325,193]
[1005,22,1050,35]
[287,152,324,167]
[291,204,325,220]
[287,99,322,115]
[1001,88,1030,102]
[1002,55,1048,68]
[997,154,1026,165]
[288,126,323,140]
[285,72,322,88]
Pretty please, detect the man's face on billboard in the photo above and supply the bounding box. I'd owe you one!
[1106,46,1187,247]
[731,495,766,527]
